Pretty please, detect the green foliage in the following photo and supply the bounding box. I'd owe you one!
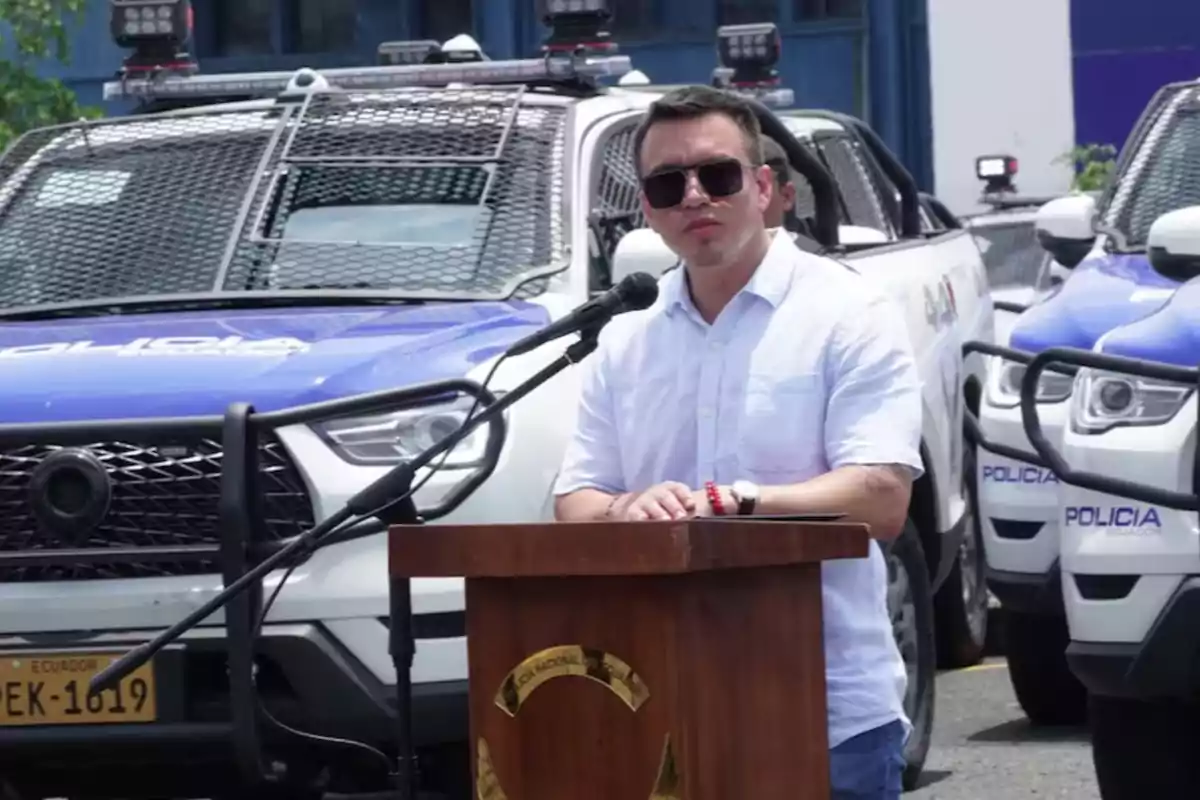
[0,0,104,154]
[1055,143,1118,193]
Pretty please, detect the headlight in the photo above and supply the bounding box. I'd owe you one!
[314,395,498,467]
[986,360,1074,408]
[1070,369,1194,434]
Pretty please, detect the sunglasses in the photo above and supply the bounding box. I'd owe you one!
[641,158,751,210]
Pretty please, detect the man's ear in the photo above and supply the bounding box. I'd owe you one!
[781,182,797,211]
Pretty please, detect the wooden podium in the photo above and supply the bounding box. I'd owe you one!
[389,517,869,799]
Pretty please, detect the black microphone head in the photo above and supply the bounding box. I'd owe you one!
[615,271,660,310]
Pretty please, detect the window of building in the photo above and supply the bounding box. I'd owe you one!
[718,1,779,25]
[416,0,473,43]
[213,0,273,56]
[291,0,357,53]
[795,0,863,19]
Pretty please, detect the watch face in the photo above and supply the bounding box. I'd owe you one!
[733,480,759,500]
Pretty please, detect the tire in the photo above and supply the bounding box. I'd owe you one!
[1004,610,1087,725]
[885,520,937,792]
[932,445,989,669]
[1090,694,1200,799]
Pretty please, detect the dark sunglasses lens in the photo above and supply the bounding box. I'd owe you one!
[642,171,686,209]
[697,160,745,198]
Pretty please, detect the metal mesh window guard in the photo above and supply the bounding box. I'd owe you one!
[0,86,569,313]
[1103,84,1200,249]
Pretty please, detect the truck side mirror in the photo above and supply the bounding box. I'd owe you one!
[1035,195,1097,269]
[1148,205,1200,281]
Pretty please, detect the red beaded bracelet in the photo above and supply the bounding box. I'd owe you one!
[704,481,727,516]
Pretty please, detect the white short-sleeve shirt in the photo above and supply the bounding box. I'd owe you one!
[553,229,925,749]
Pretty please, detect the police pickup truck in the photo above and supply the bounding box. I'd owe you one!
[1010,89,1200,797]
[0,8,992,799]
[966,77,1199,729]
[960,154,1071,342]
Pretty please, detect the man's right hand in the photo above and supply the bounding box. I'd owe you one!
[609,481,697,521]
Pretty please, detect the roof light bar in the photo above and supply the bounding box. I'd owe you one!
[102,52,633,102]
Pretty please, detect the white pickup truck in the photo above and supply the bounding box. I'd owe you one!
[0,16,993,800]
[1011,82,1200,798]
[964,77,1196,727]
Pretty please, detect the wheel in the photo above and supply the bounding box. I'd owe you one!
[932,445,989,668]
[1090,693,1200,799]
[885,520,937,792]
[1004,610,1087,725]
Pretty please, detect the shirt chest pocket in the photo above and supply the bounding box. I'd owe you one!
[736,372,826,475]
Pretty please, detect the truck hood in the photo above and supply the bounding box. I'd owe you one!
[1008,253,1181,353]
[0,302,550,423]
[1099,278,1200,368]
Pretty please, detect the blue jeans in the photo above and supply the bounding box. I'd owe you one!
[829,719,908,799]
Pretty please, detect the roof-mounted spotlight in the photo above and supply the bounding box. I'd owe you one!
[377,39,442,66]
[427,33,487,63]
[618,69,650,86]
[716,22,781,87]
[712,23,791,107]
[109,0,198,77]
[540,0,618,56]
[976,154,1019,194]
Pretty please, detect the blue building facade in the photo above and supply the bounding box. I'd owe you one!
[1071,0,1200,152]
[34,0,936,189]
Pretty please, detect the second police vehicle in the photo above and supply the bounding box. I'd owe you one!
[1013,78,1200,798]
[0,2,994,797]
[968,76,1198,727]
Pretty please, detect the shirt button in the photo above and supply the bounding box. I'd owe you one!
[699,407,714,419]
[708,340,723,350]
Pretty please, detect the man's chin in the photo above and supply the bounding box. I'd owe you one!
[673,242,727,269]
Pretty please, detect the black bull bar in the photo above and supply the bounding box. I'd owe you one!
[0,377,504,785]
[961,338,1200,512]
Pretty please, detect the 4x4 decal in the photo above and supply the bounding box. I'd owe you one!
[924,276,959,330]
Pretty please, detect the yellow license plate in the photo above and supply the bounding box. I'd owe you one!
[0,651,157,726]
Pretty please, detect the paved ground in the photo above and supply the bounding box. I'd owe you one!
[910,657,1098,799]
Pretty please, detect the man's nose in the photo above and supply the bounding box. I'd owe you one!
[679,172,710,207]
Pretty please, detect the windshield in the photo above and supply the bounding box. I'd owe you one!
[281,205,488,247]
[0,88,568,312]
[1103,86,1200,249]
[971,220,1047,290]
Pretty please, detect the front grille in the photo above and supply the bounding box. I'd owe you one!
[0,437,315,582]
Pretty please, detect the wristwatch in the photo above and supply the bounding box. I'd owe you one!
[730,480,760,516]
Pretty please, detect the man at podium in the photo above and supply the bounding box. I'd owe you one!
[553,85,923,800]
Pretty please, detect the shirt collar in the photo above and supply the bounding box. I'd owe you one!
[661,227,797,317]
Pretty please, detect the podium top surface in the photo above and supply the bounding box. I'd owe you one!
[388,516,871,578]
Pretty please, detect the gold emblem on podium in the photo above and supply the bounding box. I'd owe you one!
[494,644,651,717]
[476,645,681,799]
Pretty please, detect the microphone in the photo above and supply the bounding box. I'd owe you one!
[504,271,659,357]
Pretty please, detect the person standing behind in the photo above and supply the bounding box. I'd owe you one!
[551,84,923,799]
[761,134,798,230]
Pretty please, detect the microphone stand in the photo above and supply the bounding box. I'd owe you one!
[89,328,603,800]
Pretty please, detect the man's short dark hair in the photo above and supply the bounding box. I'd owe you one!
[761,136,791,186]
[631,85,765,178]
